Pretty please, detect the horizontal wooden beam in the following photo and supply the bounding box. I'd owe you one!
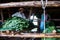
[56,26,60,28]
[52,19,60,21]
[0,33,60,38]
[0,1,60,8]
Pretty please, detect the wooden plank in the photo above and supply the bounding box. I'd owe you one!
[0,33,60,38]
[0,9,4,23]
[0,1,60,8]
[56,26,60,28]
[0,33,45,38]
[52,19,60,21]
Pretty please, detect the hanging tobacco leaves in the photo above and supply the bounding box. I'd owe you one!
[42,21,56,40]
[0,17,29,31]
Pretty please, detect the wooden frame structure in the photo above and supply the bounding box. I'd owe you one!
[0,1,60,38]
[0,33,60,38]
[0,1,60,22]
[0,1,60,8]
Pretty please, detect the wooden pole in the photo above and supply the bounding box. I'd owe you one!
[0,1,60,8]
[0,9,4,23]
[29,7,32,20]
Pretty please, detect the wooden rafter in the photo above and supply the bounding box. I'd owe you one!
[0,1,60,8]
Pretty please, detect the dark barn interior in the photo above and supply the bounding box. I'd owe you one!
[0,7,60,28]
[0,0,60,40]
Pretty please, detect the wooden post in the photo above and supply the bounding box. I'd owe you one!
[0,9,4,23]
[0,9,3,35]
[29,7,32,20]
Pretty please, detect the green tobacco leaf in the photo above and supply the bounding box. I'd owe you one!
[0,17,29,31]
